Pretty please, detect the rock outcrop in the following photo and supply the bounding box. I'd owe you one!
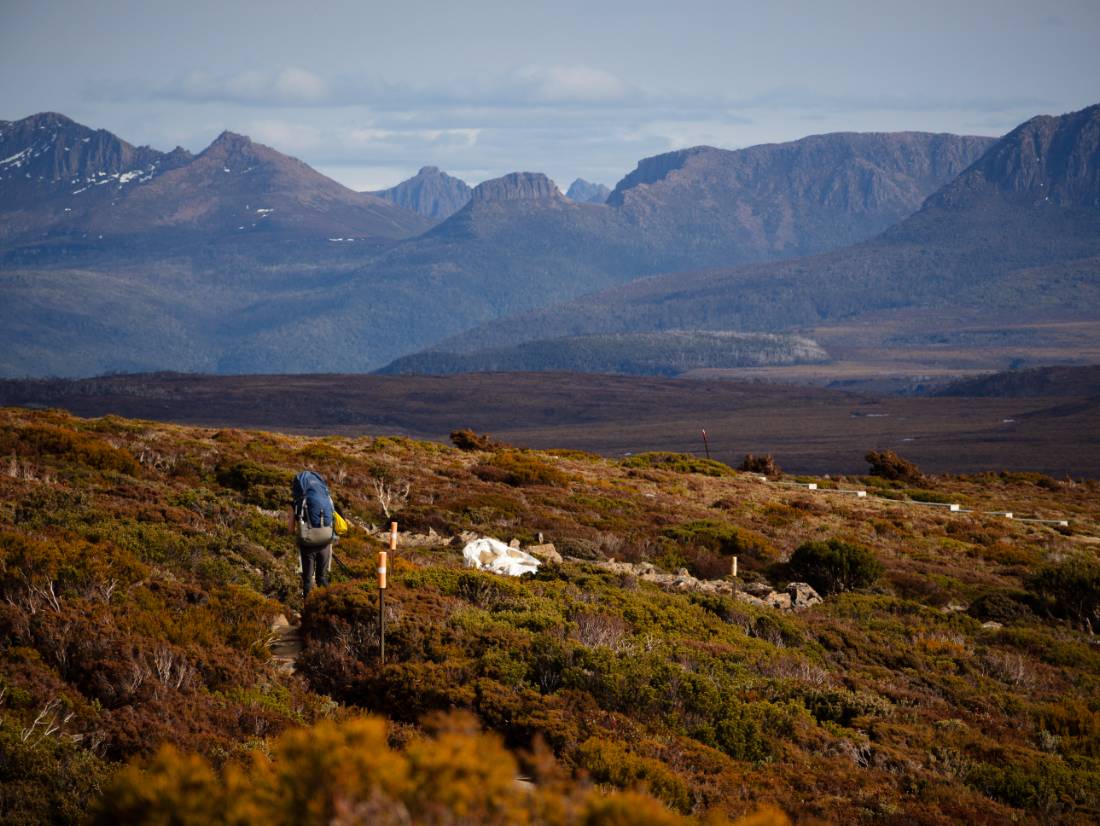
[583,559,822,611]
[371,165,472,220]
[470,172,562,203]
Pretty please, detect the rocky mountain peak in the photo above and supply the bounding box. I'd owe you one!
[0,112,169,197]
[565,178,611,204]
[927,103,1100,209]
[200,131,257,159]
[371,165,472,220]
[471,172,562,204]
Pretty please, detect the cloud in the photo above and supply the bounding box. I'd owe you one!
[244,120,324,153]
[119,63,643,110]
[145,66,332,106]
[241,118,481,165]
[726,86,1051,115]
[512,66,631,103]
[342,127,480,149]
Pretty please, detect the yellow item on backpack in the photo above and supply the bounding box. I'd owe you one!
[333,510,349,536]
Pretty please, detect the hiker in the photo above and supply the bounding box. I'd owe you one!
[290,470,337,600]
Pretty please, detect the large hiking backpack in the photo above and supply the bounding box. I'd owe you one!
[292,470,334,547]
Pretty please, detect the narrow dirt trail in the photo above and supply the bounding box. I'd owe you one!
[270,614,303,674]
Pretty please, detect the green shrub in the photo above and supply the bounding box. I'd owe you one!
[966,758,1097,813]
[1028,557,1100,631]
[477,451,568,487]
[967,591,1033,624]
[798,688,892,726]
[788,539,883,596]
[664,520,778,570]
[215,460,290,492]
[620,452,735,477]
[576,737,693,813]
[903,488,956,505]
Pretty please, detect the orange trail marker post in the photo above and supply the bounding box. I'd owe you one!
[379,522,395,664]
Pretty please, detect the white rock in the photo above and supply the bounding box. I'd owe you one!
[462,537,541,577]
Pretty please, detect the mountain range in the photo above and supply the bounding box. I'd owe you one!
[409,104,1100,376]
[0,112,429,245]
[2,106,1097,378]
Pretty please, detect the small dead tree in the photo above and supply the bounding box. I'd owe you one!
[372,478,410,520]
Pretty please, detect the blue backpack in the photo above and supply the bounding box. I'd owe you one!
[292,471,334,545]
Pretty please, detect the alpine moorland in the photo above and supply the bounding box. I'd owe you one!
[1,406,1098,825]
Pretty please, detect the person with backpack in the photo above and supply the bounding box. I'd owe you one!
[290,470,338,600]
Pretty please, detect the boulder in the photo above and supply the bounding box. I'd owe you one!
[787,581,823,609]
[526,543,562,564]
[765,592,793,610]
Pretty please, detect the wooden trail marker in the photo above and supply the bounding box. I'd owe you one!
[379,521,396,664]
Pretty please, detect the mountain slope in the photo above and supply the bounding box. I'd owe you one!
[79,130,431,239]
[438,104,1100,360]
[370,165,472,220]
[0,119,1000,375]
[292,133,997,370]
[0,113,430,244]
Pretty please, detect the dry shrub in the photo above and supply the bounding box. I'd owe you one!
[865,449,924,484]
[571,611,630,651]
[978,650,1036,688]
[477,451,568,487]
[740,453,780,475]
[93,714,744,825]
[450,429,498,451]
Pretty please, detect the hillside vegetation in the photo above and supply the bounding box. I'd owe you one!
[1,407,1099,824]
[379,330,828,376]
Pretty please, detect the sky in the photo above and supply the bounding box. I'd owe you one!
[2,0,1099,191]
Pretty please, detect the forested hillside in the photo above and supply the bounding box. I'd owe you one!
[1,407,1098,824]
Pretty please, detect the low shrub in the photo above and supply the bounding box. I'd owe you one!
[450,429,498,451]
[788,539,883,596]
[967,591,1033,624]
[965,757,1098,814]
[3,423,140,476]
[664,520,778,570]
[1027,557,1100,631]
[621,452,735,477]
[478,451,568,487]
[740,454,780,475]
[576,737,693,813]
[865,450,923,484]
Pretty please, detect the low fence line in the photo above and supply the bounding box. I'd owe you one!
[746,473,1077,531]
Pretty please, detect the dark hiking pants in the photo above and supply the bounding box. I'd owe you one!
[300,543,332,599]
